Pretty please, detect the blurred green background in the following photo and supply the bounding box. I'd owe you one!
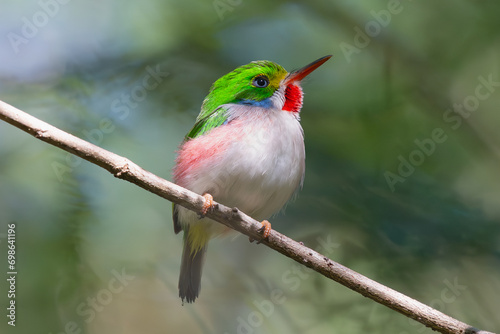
[1,1,499,333]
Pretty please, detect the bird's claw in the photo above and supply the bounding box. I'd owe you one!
[249,220,272,244]
[199,193,214,218]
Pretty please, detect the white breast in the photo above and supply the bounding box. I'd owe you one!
[192,105,303,208]
[220,105,305,219]
[176,105,305,235]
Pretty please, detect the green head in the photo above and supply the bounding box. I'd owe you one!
[201,60,288,114]
[201,55,332,115]
[186,56,331,139]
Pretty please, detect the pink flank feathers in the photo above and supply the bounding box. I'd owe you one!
[173,122,242,187]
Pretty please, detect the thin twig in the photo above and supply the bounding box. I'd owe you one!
[0,99,495,334]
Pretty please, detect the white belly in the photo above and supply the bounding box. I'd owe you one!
[177,105,305,235]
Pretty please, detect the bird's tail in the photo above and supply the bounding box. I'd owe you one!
[178,227,208,304]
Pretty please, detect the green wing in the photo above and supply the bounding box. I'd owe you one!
[185,106,229,140]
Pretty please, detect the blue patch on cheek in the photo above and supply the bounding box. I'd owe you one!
[239,98,274,108]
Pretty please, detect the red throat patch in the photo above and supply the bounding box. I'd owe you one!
[282,84,303,113]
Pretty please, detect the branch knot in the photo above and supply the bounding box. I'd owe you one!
[114,162,130,177]
[35,128,48,138]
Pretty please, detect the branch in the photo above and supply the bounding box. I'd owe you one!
[0,99,494,334]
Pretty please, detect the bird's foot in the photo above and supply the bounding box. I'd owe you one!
[258,220,272,238]
[199,193,214,218]
[250,220,272,243]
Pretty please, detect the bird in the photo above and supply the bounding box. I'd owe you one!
[172,55,332,303]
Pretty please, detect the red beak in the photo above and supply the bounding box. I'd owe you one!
[285,55,332,84]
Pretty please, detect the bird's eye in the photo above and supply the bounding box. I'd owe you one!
[253,76,269,88]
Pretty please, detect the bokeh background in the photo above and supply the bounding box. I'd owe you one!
[1,1,499,333]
